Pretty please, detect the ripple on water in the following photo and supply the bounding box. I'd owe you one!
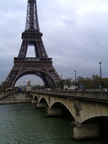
[0,104,107,144]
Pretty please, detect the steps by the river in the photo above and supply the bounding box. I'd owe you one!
[0,92,32,104]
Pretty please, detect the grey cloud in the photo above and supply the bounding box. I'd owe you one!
[0,0,108,85]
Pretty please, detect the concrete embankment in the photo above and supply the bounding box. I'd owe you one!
[0,92,32,104]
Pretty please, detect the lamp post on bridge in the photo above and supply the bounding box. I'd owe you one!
[61,74,63,80]
[99,62,102,91]
[74,70,76,90]
[23,81,25,91]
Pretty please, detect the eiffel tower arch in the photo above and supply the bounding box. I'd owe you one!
[5,0,61,88]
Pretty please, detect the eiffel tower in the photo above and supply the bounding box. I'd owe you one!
[5,0,61,88]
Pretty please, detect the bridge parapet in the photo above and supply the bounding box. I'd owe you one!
[31,91,108,104]
[49,90,108,98]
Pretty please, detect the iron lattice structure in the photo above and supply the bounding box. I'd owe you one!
[5,0,61,88]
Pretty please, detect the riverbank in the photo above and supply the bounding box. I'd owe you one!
[0,92,32,104]
[0,99,31,105]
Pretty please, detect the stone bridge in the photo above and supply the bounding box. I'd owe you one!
[30,91,108,140]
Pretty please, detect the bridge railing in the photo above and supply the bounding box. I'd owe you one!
[31,90,108,103]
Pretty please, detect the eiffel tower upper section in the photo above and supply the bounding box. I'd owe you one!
[26,0,40,32]
[18,0,48,59]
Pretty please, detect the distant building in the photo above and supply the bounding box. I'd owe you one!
[64,85,78,91]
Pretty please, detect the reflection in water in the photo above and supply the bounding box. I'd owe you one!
[0,104,107,144]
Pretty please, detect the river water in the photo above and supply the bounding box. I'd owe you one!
[0,103,107,144]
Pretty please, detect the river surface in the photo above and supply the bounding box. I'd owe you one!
[0,103,107,144]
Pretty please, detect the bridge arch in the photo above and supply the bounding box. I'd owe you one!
[30,93,34,98]
[30,93,38,100]
[39,97,49,107]
[82,116,108,137]
[82,116,108,124]
[33,95,38,100]
[51,102,75,118]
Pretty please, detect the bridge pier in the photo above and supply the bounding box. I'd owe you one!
[36,102,47,108]
[46,107,62,116]
[71,121,100,140]
[31,99,38,104]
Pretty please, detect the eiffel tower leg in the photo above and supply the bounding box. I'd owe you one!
[5,65,21,88]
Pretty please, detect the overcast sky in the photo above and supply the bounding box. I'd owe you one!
[0,0,108,86]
